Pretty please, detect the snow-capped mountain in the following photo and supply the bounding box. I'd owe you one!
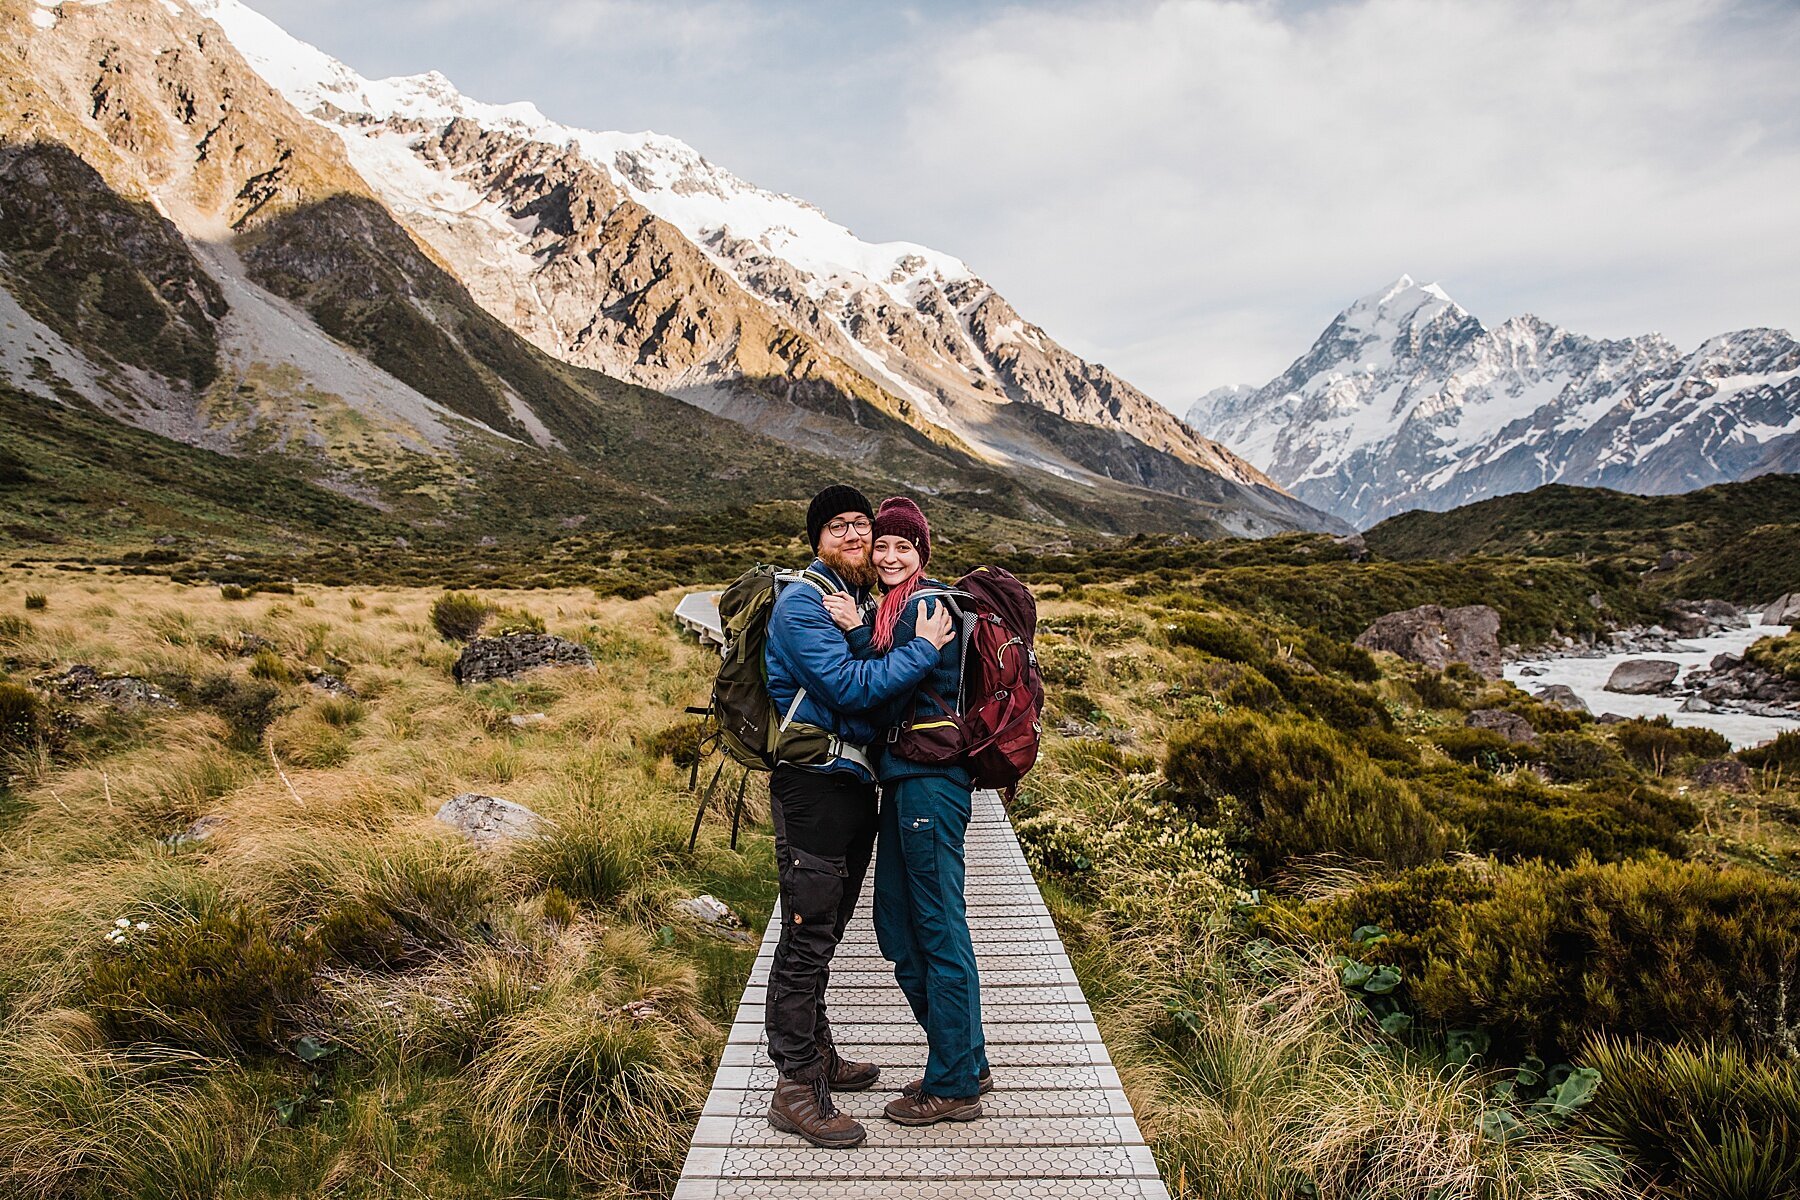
[1185,276,1800,528]
[190,0,1298,520]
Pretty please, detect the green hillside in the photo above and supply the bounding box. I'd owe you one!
[1364,476,1800,600]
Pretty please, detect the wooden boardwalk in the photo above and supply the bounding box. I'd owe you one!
[673,593,1171,1199]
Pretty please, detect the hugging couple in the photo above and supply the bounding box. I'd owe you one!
[762,484,992,1149]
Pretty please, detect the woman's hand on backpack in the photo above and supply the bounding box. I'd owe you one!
[916,598,955,649]
[821,592,863,632]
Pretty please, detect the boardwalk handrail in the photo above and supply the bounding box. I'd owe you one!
[676,591,725,649]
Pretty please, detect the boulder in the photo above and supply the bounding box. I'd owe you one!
[1764,593,1800,626]
[434,793,544,848]
[1332,533,1370,562]
[1534,684,1590,714]
[1353,604,1502,680]
[1679,696,1718,713]
[1691,758,1750,791]
[1467,708,1538,744]
[1604,659,1681,694]
[453,634,594,685]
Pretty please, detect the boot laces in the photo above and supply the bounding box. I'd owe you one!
[810,1070,837,1117]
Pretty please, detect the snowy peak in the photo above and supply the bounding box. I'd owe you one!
[1184,278,1800,528]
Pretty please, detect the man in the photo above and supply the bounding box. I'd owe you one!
[762,485,955,1149]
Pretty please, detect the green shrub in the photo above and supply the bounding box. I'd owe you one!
[1164,712,1447,876]
[247,648,295,684]
[85,903,318,1053]
[1613,717,1732,775]
[1408,667,1470,711]
[640,719,705,769]
[430,591,492,642]
[1429,726,1531,769]
[1581,1036,1800,1196]
[218,585,248,601]
[23,592,46,611]
[0,681,44,752]
[1037,643,1092,687]
[1744,631,1800,683]
[1417,768,1695,864]
[1265,663,1393,732]
[1741,730,1800,772]
[1166,614,1265,663]
[1299,629,1380,682]
[1536,731,1632,782]
[1306,857,1800,1056]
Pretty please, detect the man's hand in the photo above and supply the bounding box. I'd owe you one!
[821,592,863,632]
[916,598,955,649]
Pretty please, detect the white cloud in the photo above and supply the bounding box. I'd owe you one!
[882,0,1800,399]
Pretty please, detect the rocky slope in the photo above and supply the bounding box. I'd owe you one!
[1185,276,1800,528]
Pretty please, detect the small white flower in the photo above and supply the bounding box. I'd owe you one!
[134,922,149,931]
[115,917,131,929]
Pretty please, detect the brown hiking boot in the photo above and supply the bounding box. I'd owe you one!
[902,1068,992,1098]
[883,1089,983,1126]
[824,1044,881,1092]
[768,1069,867,1148]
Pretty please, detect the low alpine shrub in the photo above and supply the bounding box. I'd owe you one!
[85,902,318,1053]
[430,591,492,642]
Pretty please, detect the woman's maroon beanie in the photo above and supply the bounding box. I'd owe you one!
[872,496,931,565]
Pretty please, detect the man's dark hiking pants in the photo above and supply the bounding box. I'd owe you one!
[765,764,878,1079]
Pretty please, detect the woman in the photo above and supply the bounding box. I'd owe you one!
[829,495,991,1126]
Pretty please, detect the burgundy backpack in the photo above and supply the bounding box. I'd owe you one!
[890,565,1044,797]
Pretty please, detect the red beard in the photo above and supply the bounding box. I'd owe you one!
[821,545,877,590]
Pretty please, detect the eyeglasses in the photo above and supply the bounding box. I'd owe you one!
[825,518,872,537]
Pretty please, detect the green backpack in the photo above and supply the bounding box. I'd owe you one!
[710,564,843,770]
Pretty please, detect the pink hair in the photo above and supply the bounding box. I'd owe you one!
[871,568,925,653]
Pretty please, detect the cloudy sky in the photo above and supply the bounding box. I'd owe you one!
[248,0,1800,409]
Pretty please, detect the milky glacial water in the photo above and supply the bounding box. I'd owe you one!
[1504,619,1796,750]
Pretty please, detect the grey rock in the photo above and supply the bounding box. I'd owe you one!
[1657,549,1697,571]
[38,665,177,709]
[1691,758,1750,791]
[508,712,549,728]
[1679,697,1717,713]
[1354,604,1502,679]
[1467,708,1538,744]
[1604,659,1681,694]
[434,792,544,848]
[453,634,594,685]
[166,814,226,846]
[1764,593,1800,626]
[1534,684,1590,714]
[1332,532,1370,562]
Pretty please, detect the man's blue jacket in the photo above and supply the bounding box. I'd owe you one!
[764,558,939,781]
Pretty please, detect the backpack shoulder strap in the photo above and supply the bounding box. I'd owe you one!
[775,568,842,600]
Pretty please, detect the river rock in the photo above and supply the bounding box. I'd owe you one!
[1534,684,1590,714]
[434,793,544,848]
[1354,604,1502,679]
[1764,593,1800,626]
[453,634,594,685]
[1604,659,1681,694]
[1467,708,1538,744]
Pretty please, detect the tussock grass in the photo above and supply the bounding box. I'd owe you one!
[0,569,765,1196]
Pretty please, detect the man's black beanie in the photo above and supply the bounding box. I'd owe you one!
[806,485,874,550]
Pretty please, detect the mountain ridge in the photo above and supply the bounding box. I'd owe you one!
[1185,275,1800,528]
